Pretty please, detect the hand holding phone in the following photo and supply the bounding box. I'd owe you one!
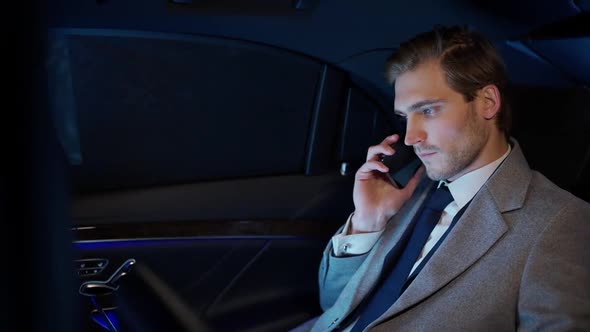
[351,134,424,234]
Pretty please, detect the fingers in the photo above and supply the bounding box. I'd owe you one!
[366,134,400,161]
[355,160,389,180]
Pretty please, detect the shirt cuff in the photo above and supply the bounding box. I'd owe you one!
[332,213,385,256]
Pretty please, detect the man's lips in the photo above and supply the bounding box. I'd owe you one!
[417,152,437,158]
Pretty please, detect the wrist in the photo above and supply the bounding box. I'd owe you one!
[350,211,388,234]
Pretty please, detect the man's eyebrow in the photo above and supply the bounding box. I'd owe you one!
[394,99,444,114]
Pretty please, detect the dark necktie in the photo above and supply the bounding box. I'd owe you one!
[350,185,454,332]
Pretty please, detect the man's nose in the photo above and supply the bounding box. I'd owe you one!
[404,116,425,146]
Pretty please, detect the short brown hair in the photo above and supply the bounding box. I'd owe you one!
[385,25,511,136]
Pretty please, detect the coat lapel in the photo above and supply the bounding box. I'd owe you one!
[323,178,434,323]
[380,187,508,320]
[371,140,533,325]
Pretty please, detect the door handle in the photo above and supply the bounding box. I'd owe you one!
[79,258,136,297]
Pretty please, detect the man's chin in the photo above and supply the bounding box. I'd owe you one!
[424,166,449,182]
[425,168,441,181]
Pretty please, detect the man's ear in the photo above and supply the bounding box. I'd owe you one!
[479,84,501,120]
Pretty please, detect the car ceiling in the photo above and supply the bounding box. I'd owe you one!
[45,0,589,98]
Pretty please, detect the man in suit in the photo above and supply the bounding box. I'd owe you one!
[296,26,590,331]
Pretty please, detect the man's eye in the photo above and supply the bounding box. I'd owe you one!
[422,108,435,115]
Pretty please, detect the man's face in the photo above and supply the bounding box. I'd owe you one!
[394,60,490,181]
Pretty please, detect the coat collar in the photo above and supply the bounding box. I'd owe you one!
[485,139,532,213]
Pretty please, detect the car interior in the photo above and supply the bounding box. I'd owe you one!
[23,1,589,332]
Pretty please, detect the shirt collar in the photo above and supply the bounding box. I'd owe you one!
[442,145,511,210]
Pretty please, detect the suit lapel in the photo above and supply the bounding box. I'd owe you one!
[371,140,532,324]
[380,187,508,319]
[327,178,435,320]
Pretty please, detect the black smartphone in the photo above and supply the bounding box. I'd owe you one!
[379,139,421,189]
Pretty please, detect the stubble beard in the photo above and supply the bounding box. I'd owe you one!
[423,105,488,181]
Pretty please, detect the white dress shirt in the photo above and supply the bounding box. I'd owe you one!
[332,146,511,332]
